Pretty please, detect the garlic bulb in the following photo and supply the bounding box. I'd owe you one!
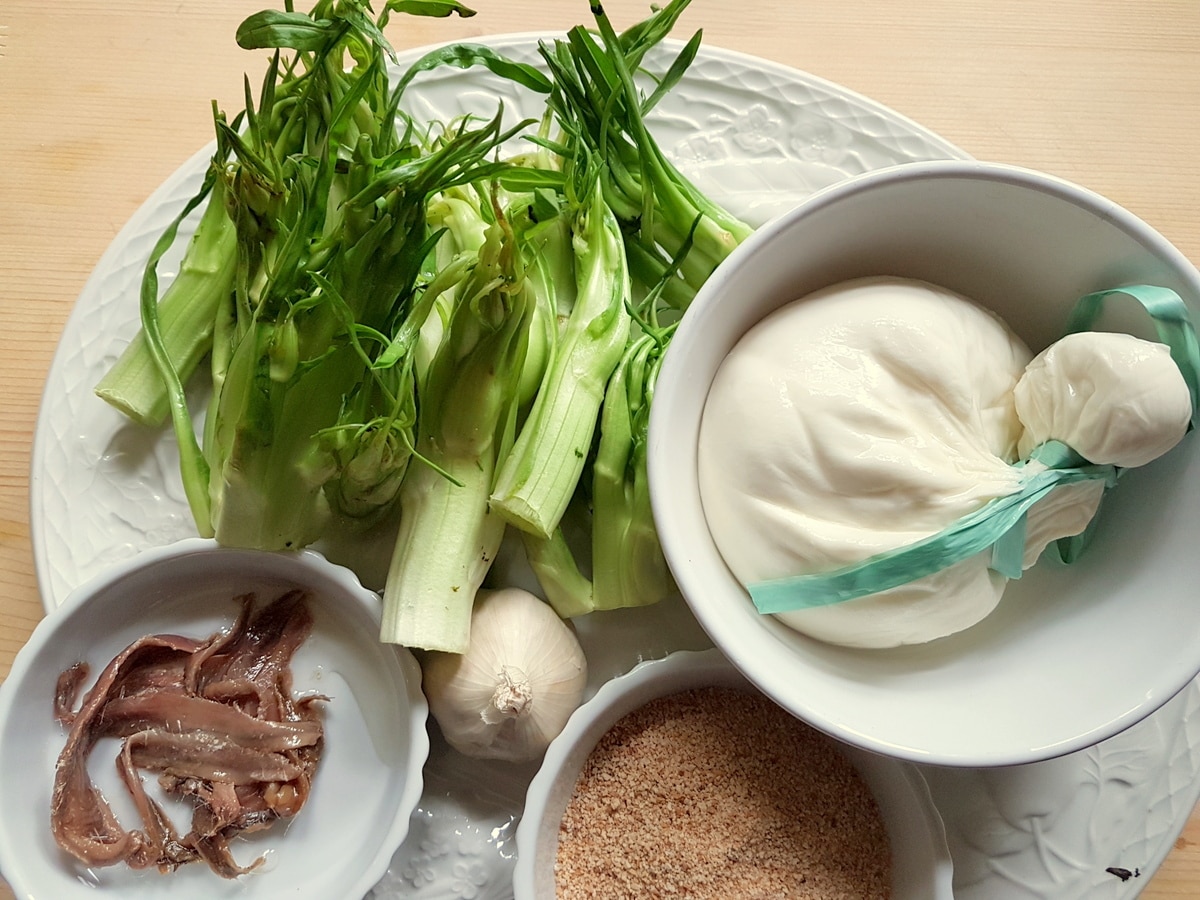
[422,588,587,762]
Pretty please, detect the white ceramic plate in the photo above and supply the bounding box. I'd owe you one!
[26,33,1200,900]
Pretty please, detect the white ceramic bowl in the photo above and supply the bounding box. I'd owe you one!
[513,649,954,900]
[0,538,428,899]
[648,160,1200,767]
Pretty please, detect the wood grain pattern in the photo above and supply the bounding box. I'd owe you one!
[2,1,1199,896]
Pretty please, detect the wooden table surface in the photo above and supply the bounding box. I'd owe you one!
[2,0,1199,896]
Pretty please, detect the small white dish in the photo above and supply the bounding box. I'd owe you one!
[648,159,1200,767]
[0,538,428,899]
[513,648,953,900]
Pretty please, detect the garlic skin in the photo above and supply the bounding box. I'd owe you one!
[422,588,587,762]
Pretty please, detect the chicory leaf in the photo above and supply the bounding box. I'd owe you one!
[235,10,338,51]
[386,0,477,18]
[395,43,553,96]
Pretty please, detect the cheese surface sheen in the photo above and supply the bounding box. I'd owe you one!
[698,277,1033,647]
[1015,330,1191,468]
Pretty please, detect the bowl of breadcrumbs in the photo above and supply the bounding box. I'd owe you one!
[513,648,953,900]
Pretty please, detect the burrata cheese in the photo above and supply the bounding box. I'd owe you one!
[697,277,1094,648]
[1014,330,1191,467]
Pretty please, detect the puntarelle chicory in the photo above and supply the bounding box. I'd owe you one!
[379,197,534,652]
[93,0,754,652]
[93,0,1193,661]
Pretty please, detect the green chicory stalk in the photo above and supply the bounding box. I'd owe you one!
[521,526,595,619]
[95,0,403,430]
[207,101,521,548]
[499,130,577,414]
[590,328,676,609]
[97,0,526,548]
[397,0,752,619]
[503,0,750,608]
[94,0,754,649]
[94,176,237,428]
[536,0,753,299]
[380,201,533,652]
[489,169,631,539]
[521,236,690,617]
[415,183,491,390]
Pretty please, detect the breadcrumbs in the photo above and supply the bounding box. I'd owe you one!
[554,686,891,899]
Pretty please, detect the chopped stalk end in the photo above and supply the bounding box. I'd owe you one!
[96,184,237,427]
[491,494,553,540]
[379,586,474,653]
